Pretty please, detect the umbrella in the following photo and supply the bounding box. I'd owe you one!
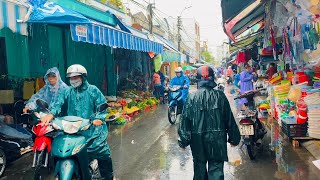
[182,66,197,71]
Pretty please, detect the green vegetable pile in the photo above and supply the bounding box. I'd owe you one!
[112,116,127,125]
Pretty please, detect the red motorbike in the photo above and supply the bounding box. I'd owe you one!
[25,100,54,180]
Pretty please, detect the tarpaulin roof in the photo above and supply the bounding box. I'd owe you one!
[162,50,181,62]
[28,1,90,24]
[27,0,163,54]
[0,0,28,35]
[231,4,265,37]
[221,0,257,23]
[222,0,263,42]
[154,34,179,52]
[229,32,262,53]
[71,23,163,54]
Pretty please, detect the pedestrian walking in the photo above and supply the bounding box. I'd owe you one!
[178,65,240,180]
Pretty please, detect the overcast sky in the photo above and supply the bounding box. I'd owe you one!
[154,0,227,56]
[126,0,227,57]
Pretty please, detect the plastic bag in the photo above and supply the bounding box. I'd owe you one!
[228,146,241,166]
[288,86,302,102]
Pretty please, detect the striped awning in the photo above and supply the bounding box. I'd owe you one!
[0,0,28,36]
[70,23,163,54]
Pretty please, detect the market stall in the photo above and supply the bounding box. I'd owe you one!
[226,0,320,141]
[105,91,160,125]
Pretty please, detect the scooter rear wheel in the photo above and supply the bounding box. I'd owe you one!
[168,106,177,125]
[0,149,6,177]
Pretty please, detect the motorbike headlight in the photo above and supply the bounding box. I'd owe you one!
[62,120,82,134]
[81,124,91,131]
[52,123,61,130]
[72,144,85,155]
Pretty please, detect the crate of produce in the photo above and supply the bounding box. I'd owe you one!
[281,121,308,138]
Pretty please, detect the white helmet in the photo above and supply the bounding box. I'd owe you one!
[66,64,87,78]
[175,67,183,73]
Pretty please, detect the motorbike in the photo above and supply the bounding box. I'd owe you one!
[24,99,55,180]
[216,77,225,92]
[0,126,33,177]
[234,88,267,160]
[226,76,233,85]
[36,99,108,180]
[168,85,184,125]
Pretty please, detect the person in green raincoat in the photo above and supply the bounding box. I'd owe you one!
[178,65,240,180]
[41,64,113,180]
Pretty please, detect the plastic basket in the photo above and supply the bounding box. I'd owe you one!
[282,116,296,124]
[281,121,308,138]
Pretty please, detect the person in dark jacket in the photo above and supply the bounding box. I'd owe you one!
[178,65,241,180]
[265,63,277,79]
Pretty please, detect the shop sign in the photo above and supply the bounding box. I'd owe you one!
[76,25,87,37]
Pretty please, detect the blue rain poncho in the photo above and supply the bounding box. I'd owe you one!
[240,70,253,105]
[26,67,68,110]
[170,72,190,103]
[50,79,110,159]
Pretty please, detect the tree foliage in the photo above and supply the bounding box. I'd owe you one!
[201,51,215,64]
[100,0,125,12]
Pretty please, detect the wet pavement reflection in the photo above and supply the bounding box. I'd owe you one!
[1,85,320,180]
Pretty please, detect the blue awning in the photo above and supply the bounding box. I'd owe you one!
[27,1,90,24]
[154,34,179,52]
[70,23,163,54]
[0,0,28,36]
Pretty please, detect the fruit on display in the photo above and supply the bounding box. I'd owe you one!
[123,106,140,114]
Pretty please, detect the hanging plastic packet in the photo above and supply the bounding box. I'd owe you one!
[228,146,242,166]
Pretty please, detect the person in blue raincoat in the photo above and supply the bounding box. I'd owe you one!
[170,67,190,103]
[239,63,254,106]
[23,67,68,113]
[40,64,113,180]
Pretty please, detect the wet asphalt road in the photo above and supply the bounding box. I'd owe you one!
[2,86,320,180]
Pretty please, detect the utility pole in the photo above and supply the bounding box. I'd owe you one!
[148,3,155,34]
[177,16,182,52]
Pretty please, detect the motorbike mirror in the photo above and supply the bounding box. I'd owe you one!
[36,99,49,109]
[97,103,108,113]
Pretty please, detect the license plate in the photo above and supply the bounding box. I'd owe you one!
[239,125,254,135]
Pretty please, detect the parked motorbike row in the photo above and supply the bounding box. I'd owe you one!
[0,99,108,180]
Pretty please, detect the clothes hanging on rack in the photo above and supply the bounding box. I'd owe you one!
[236,51,246,64]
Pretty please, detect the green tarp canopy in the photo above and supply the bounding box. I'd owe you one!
[229,32,262,54]
[162,50,181,62]
[182,66,196,71]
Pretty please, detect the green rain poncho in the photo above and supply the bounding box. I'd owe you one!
[178,82,240,162]
[50,79,110,159]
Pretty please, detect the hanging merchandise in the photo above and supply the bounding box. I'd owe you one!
[154,54,162,72]
[251,44,259,62]
[236,51,246,64]
[271,27,277,60]
[244,49,252,62]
